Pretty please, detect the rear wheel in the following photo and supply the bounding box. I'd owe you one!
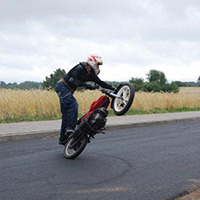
[112,83,135,115]
[64,135,88,159]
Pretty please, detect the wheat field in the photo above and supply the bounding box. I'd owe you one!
[0,87,200,122]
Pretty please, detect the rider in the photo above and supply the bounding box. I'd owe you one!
[55,55,115,145]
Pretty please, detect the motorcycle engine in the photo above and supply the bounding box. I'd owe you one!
[89,107,109,131]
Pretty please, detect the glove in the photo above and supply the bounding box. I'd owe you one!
[107,85,116,91]
[110,86,116,91]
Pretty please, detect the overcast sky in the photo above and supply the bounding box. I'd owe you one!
[0,0,200,83]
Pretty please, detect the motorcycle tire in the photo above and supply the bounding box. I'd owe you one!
[112,83,135,116]
[64,135,88,159]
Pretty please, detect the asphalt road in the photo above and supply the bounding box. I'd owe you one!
[1,120,200,200]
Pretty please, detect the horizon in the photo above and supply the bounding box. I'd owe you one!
[0,78,199,85]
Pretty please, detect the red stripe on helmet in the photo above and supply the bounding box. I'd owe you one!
[91,55,97,62]
[88,58,93,62]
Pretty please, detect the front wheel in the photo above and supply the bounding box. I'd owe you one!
[112,83,135,116]
[64,135,88,159]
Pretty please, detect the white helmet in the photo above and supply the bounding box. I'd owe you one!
[87,54,103,75]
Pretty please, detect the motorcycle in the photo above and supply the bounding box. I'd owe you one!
[63,83,135,159]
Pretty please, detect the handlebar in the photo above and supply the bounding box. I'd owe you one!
[86,84,120,98]
[98,87,120,98]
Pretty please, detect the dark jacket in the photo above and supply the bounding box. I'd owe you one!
[63,62,114,91]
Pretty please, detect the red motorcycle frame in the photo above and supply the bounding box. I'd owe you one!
[64,83,135,159]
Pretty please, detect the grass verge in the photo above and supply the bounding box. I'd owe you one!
[1,107,200,124]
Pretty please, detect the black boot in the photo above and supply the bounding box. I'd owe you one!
[59,130,74,145]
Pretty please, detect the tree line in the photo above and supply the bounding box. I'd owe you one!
[1,69,200,92]
[130,71,200,93]
[0,81,42,89]
[41,68,200,93]
[129,70,179,93]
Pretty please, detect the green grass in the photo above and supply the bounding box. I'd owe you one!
[1,107,200,124]
[0,115,61,124]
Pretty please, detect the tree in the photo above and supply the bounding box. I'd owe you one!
[171,81,186,87]
[147,69,167,85]
[42,68,66,89]
[142,82,161,92]
[0,81,7,88]
[0,81,42,89]
[161,83,179,93]
[18,81,42,89]
[129,78,144,91]
[129,69,179,93]
[198,76,200,87]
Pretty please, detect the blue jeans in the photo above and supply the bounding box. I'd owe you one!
[55,82,78,138]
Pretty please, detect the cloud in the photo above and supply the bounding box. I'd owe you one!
[0,0,200,83]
